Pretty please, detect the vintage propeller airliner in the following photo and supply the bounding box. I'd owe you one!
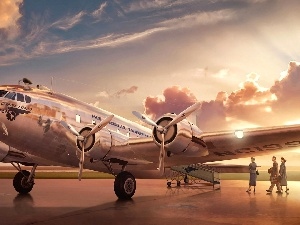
[1,78,300,199]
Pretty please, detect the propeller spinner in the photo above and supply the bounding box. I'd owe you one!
[60,114,114,180]
[132,102,201,175]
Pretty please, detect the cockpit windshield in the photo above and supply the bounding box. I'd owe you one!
[4,92,16,100]
[17,93,25,102]
[0,90,8,97]
[3,91,31,103]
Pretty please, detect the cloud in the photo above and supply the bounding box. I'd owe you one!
[96,86,138,99]
[0,26,166,66]
[270,61,300,104]
[92,2,108,19]
[96,91,110,98]
[143,62,300,131]
[158,9,236,29]
[0,0,23,40]
[52,11,85,30]
[122,0,174,13]
[32,9,235,56]
[115,86,138,98]
[143,86,198,119]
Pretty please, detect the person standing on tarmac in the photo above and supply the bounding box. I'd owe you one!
[246,157,257,193]
[266,156,281,193]
[279,157,289,193]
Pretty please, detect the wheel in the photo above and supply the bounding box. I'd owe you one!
[184,175,189,184]
[13,170,34,194]
[177,180,181,186]
[114,171,136,200]
[167,181,171,187]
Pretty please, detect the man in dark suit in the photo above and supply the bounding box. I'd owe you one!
[266,156,281,193]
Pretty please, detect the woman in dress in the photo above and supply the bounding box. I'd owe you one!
[246,157,257,193]
[279,157,289,192]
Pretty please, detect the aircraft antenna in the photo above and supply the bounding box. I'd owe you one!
[50,76,54,94]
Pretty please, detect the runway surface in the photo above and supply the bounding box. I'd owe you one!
[1,179,300,225]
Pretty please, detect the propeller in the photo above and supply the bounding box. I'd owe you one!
[60,114,114,180]
[133,102,201,176]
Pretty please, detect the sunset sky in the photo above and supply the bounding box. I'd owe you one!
[1,0,300,166]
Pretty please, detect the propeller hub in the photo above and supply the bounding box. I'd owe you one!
[76,127,95,152]
[153,117,177,145]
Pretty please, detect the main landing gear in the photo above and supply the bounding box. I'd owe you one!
[102,160,136,199]
[114,171,136,199]
[10,160,137,199]
[11,163,37,194]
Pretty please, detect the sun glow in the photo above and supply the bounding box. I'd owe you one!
[234,130,244,139]
[284,120,300,125]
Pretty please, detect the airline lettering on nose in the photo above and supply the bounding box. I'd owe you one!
[0,102,31,121]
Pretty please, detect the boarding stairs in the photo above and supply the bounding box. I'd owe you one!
[167,163,220,189]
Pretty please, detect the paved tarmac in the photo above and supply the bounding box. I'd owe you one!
[1,179,300,225]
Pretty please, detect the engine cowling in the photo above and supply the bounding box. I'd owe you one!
[75,126,133,161]
[153,114,208,157]
[75,126,112,160]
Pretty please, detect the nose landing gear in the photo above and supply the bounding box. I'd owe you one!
[11,163,37,194]
[13,170,34,194]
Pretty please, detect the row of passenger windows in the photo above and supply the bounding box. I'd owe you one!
[0,90,32,103]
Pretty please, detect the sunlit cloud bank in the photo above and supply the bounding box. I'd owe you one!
[0,0,243,66]
[143,61,300,131]
[0,0,23,40]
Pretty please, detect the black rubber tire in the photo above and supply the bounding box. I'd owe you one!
[114,171,136,200]
[167,181,172,187]
[13,170,34,194]
[184,176,189,184]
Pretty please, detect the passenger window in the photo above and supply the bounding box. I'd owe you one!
[76,114,81,123]
[5,92,16,100]
[17,93,25,102]
[0,90,7,97]
[25,95,31,103]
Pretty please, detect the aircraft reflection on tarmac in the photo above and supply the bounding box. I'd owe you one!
[0,179,297,225]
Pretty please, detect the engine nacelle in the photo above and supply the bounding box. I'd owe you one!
[153,114,208,157]
[75,126,112,160]
[77,126,133,162]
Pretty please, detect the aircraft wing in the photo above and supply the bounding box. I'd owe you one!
[200,124,300,162]
[1,147,70,167]
[204,163,253,173]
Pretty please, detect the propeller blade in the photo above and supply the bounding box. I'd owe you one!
[158,133,165,176]
[132,111,157,127]
[60,121,80,137]
[165,102,201,130]
[78,142,85,181]
[87,115,114,137]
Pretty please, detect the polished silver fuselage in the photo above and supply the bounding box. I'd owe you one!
[0,85,206,177]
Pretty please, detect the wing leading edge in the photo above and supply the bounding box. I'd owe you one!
[201,124,300,162]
